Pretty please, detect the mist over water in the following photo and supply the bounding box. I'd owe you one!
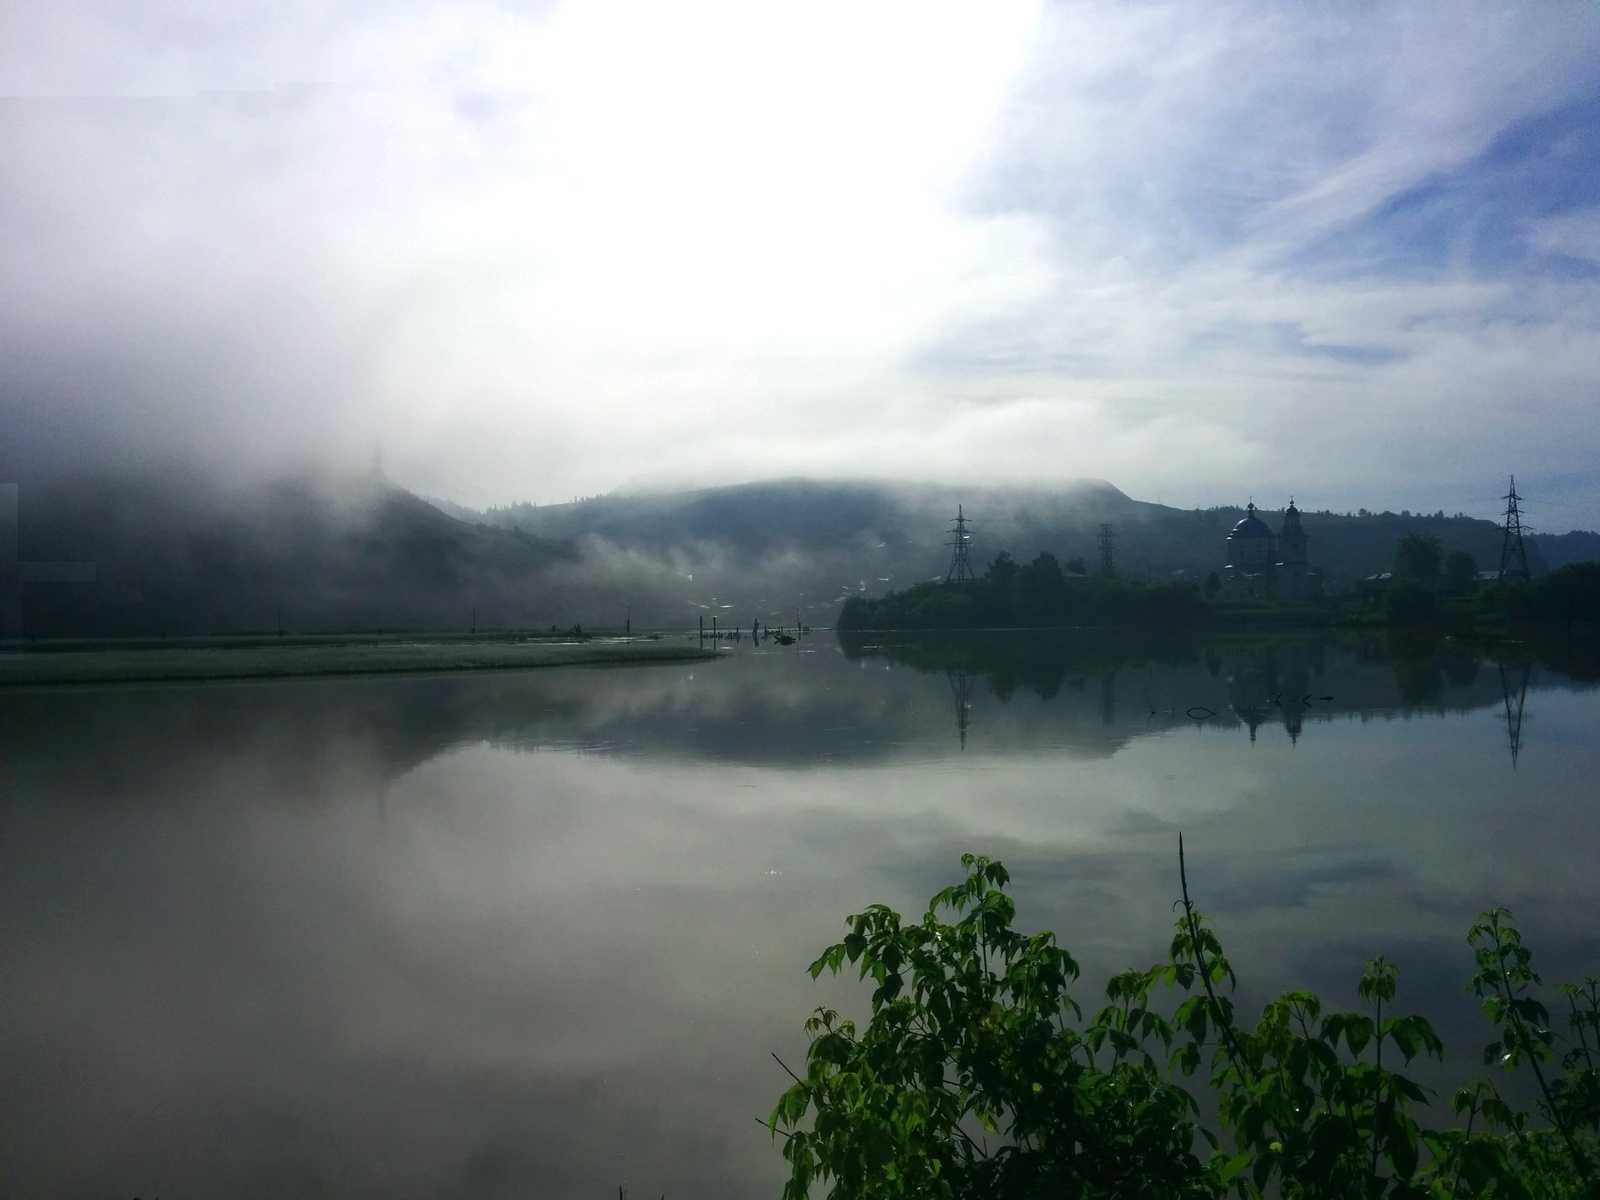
[2,633,1597,1197]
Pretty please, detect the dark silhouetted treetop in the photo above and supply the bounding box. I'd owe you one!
[1394,532,1445,579]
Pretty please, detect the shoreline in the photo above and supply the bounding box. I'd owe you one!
[0,637,719,687]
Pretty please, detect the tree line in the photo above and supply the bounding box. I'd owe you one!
[1384,532,1600,628]
[838,552,1209,631]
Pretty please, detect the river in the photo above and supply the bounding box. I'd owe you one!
[2,631,1596,1198]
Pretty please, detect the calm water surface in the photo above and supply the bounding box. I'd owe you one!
[2,633,1597,1198]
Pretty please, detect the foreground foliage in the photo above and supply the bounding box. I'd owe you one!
[771,854,1600,1199]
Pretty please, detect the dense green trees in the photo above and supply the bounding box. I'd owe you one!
[1444,552,1479,594]
[772,855,1600,1199]
[838,552,1208,631]
[1394,534,1445,580]
[1384,580,1442,626]
[1480,563,1600,627]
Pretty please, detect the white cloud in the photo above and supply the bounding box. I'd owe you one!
[3,0,1599,524]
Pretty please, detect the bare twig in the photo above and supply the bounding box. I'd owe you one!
[772,1052,804,1085]
[1178,833,1252,1085]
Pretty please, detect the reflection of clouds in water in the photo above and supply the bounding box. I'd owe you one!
[0,640,1596,1196]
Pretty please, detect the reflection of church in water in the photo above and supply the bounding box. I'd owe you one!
[1227,640,1325,744]
[1224,500,1321,599]
[1222,641,1533,766]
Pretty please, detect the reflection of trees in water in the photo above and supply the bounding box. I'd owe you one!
[838,629,1205,704]
[841,629,1597,755]
[1394,659,1445,705]
[1444,654,1480,689]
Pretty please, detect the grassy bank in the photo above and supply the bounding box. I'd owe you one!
[0,636,717,687]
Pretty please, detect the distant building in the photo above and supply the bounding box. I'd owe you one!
[1358,571,1395,603]
[1223,499,1321,599]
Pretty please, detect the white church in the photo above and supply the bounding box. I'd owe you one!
[1223,500,1321,599]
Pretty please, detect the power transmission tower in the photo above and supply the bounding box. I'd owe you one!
[1498,476,1530,580]
[1098,522,1116,577]
[945,505,975,584]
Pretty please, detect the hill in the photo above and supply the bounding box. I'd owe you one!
[1534,529,1600,571]
[9,471,1594,638]
[6,468,575,637]
[469,478,1571,615]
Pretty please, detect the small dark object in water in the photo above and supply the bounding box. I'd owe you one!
[1186,706,1215,720]
[773,634,796,646]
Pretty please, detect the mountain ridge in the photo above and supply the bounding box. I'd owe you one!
[8,470,1592,637]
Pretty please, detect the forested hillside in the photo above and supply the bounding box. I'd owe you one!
[469,477,1570,595]
[10,469,573,637]
[11,471,1594,638]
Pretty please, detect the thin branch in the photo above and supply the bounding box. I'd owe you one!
[1497,966,1592,1182]
[1372,993,1384,1193]
[772,1052,804,1086]
[759,1117,797,1140]
[1178,833,1252,1085]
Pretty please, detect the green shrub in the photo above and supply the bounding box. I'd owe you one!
[772,855,1600,1199]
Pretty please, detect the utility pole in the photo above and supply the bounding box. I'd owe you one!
[945,506,975,583]
[1098,523,1116,578]
[1498,476,1530,580]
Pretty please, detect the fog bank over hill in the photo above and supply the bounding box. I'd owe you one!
[10,467,573,637]
[8,468,1593,638]
[464,477,1569,613]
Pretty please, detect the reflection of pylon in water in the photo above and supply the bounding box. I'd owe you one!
[948,669,974,750]
[1499,661,1530,768]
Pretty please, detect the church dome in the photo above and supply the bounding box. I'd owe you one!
[1230,503,1272,539]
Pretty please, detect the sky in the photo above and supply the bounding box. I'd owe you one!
[2,0,1599,528]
